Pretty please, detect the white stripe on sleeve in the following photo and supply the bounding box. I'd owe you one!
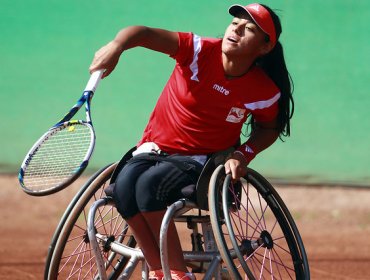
[244,92,281,110]
[189,34,202,82]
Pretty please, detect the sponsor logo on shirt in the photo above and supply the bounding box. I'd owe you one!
[226,107,246,123]
[213,83,230,95]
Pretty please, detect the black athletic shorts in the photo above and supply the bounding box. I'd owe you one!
[112,153,203,219]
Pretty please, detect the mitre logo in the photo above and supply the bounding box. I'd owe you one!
[213,83,230,95]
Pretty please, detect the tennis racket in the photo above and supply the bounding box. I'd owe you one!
[18,70,104,196]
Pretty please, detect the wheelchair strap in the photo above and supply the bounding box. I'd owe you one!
[126,153,204,175]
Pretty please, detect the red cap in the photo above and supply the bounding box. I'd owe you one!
[229,3,276,46]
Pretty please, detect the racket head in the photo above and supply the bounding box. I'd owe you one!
[19,120,95,196]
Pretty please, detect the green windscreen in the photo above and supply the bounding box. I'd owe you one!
[1,0,369,186]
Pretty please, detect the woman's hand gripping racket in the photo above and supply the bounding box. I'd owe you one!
[19,70,104,196]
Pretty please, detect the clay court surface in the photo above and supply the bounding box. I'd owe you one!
[1,175,370,280]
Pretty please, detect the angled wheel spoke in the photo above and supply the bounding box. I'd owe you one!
[47,163,137,279]
[209,166,309,280]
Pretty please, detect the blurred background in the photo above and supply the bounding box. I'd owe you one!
[1,0,369,187]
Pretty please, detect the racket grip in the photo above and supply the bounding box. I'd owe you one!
[84,69,105,93]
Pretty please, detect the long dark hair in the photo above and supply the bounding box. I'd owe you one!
[249,5,294,139]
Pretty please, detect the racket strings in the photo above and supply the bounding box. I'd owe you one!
[23,123,93,191]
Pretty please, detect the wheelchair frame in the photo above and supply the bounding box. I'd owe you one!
[44,152,310,280]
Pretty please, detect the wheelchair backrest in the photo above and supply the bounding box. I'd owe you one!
[195,147,234,210]
[109,146,136,184]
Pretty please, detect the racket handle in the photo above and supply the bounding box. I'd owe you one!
[84,69,105,93]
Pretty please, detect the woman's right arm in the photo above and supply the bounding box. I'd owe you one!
[89,26,179,77]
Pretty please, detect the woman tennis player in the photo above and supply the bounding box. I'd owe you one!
[90,3,294,279]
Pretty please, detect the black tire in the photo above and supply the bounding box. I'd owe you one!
[44,164,114,279]
[209,165,309,280]
[46,163,136,279]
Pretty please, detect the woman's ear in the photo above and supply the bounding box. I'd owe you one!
[259,41,274,56]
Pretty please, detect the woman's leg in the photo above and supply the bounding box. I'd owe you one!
[126,213,162,270]
[114,155,201,273]
[135,159,201,272]
[113,159,163,269]
[142,210,188,271]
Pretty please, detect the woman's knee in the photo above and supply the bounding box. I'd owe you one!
[112,183,139,218]
[113,162,147,218]
[135,171,168,212]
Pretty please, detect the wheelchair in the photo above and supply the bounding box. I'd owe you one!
[44,147,310,280]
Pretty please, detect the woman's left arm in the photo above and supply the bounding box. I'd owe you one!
[224,118,279,180]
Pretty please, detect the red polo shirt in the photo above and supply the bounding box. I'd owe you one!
[138,32,280,155]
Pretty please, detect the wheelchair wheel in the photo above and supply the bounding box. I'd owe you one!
[46,163,136,279]
[209,165,309,280]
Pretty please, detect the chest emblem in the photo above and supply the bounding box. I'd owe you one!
[226,107,246,123]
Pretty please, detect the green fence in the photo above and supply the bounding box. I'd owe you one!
[1,0,369,186]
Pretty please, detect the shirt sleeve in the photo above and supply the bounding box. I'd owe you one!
[248,92,280,122]
[243,67,281,123]
[170,32,195,66]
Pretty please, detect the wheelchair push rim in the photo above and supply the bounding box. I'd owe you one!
[209,165,310,280]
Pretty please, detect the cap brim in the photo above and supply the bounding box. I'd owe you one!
[229,5,259,28]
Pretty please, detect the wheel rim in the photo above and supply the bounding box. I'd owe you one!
[223,175,304,279]
[48,164,136,279]
[210,166,307,280]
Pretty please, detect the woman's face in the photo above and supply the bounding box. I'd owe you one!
[222,13,272,59]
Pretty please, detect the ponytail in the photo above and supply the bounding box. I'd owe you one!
[257,41,294,137]
[248,5,294,139]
